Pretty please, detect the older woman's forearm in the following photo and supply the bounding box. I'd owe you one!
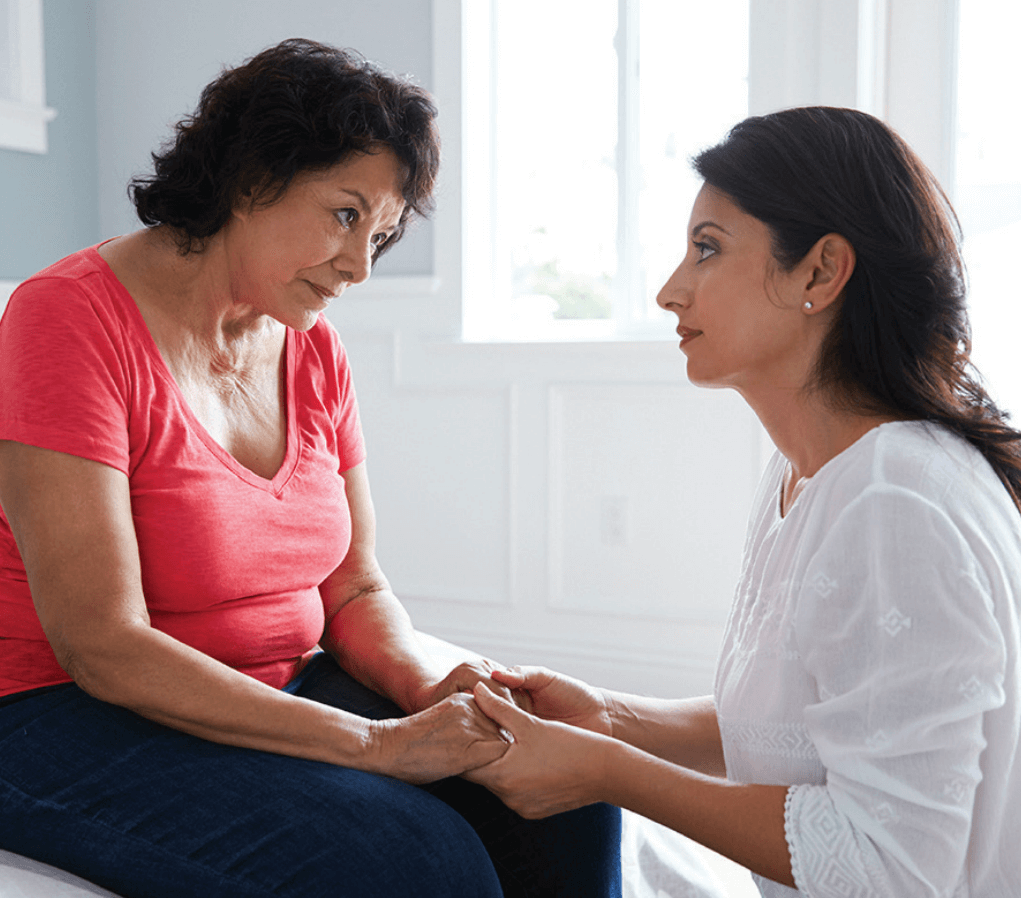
[321,584,444,712]
[67,617,378,766]
[57,617,507,784]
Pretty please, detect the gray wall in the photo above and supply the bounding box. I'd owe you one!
[94,0,434,277]
[0,0,99,280]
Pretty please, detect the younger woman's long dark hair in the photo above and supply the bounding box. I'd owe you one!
[693,106,1021,512]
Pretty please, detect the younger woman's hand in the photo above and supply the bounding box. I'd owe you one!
[368,692,509,784]
[490,666,612,736]
[466,682,612,819]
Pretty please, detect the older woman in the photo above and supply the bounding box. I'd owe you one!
[469,107,1021,897]
[0,39,620,898]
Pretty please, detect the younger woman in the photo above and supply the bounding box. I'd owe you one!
[470,107,1021,897]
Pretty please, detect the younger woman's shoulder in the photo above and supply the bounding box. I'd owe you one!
[869,420,997,494]
[834,420,1018,538]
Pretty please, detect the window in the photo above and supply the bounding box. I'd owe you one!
[954,0,1021,420]
[0,0,56,153]
[462,0,750,341]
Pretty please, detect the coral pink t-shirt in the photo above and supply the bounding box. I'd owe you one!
[0,246,366,697]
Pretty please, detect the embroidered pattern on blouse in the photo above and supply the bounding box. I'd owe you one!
[728,576,803,664]
[877,607,912,636]
[864,729,892,752]
[958,674,986,702]
[786,784,879,898]
[869,801,899,825]
[810,571,838,597]
[943,778,971,803]
[725,719,817,760]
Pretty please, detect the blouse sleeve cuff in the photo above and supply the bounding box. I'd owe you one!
[784,784,809,893]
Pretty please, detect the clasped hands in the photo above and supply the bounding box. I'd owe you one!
[375,658,616,819]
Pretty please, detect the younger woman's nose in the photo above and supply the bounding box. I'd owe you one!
[656,263,688,312]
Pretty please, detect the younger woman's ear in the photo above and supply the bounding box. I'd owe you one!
[801,234,856,312]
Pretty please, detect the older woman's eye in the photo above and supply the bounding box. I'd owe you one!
[371,232,392,248]
[335,208,358,228]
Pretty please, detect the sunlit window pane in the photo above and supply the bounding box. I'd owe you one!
[955,0,1021,420]
[490,0,749,331]
[639,0,749,308]
[494,0,618,323]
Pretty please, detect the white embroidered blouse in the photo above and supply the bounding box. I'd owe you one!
[715,421,1021,897]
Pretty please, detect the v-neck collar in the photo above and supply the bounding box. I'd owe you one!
[89,244,300,494]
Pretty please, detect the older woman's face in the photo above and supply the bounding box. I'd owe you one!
[655,184,812,396]
[224,148,406,330]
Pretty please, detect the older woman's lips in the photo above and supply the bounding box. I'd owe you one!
[306,281,339,302]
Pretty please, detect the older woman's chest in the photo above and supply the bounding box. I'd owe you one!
[171,355,288,482]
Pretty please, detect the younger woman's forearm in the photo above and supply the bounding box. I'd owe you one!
[603,692,727,776]
[599,738,793,886]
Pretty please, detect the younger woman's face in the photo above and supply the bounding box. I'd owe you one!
[655,185,814,397]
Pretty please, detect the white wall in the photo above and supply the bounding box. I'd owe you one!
[93,0,767,698]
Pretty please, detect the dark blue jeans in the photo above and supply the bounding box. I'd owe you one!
[0,654,621,897]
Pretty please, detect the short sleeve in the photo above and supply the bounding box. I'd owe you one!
[789,486,1007,896]
[0,277,131,472]
[332,337,365,473]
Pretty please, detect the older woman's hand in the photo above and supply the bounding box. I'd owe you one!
[368,691,510,784]
[413,659,523,712]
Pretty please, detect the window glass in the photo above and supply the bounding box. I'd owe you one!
[955,0,1021,418]
[638,0,749,315]
[493,0,619,324]
[486,0,749,336]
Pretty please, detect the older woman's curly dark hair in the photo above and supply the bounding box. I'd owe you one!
[129,38,440,257]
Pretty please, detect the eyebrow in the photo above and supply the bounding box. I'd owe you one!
[338,188,371,213]
[337,188,405,231]
[690,220,733,238]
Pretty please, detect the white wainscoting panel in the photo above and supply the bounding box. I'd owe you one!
[343,331,515,606]
[549,382,763,621]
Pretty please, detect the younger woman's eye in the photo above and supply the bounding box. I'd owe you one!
[694,240,716,262]
[335,208,358,228]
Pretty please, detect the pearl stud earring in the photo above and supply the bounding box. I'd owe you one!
[803,301,814,310]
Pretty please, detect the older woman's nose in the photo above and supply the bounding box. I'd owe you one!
[334,238,373,286]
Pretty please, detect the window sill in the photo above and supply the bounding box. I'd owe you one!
[0,98,57,154]
[462,318,677,345]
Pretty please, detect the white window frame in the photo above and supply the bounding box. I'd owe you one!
[434,0,962,344]
[0,0,56,154]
